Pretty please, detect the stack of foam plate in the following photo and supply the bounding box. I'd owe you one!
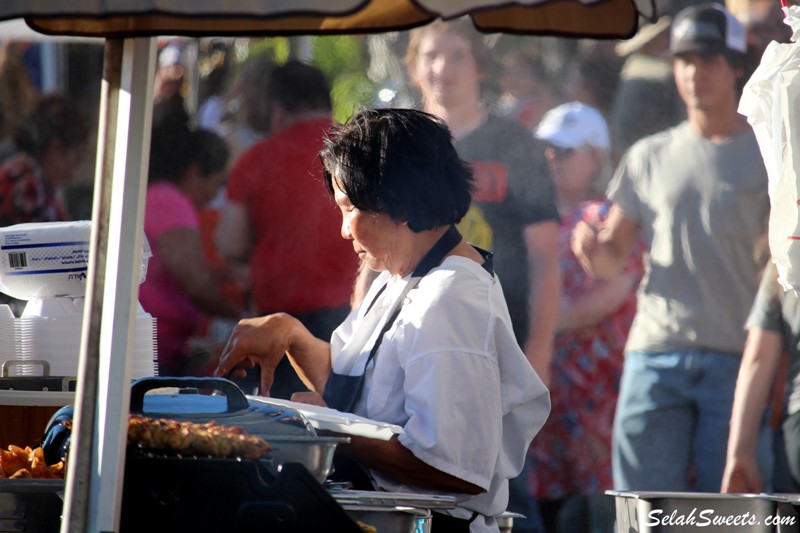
[132,309,159,377]
[0,221,157,378]
[0,304,18,374]
[9,297,157,378]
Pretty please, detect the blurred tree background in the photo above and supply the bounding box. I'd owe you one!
[197,35,376,124]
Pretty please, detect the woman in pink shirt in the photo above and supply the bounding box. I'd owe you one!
[140,119,244,376]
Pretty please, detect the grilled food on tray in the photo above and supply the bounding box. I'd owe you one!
[0,445,66,479]
[128,414,271,459]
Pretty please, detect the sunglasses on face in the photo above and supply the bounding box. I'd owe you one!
[549,146,576,161]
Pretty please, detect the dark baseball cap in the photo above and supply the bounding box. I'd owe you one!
[670,3,747,56]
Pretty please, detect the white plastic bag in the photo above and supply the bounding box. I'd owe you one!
[739,5,800,291]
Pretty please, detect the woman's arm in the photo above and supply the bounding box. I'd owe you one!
[156,226,242,319]
[523,220,560,386]
[215,313,332,395]
[558,271,639,331]
[336,434,484,495]
[215,201,252,263]
[291,388,485,494]
[721,327,784,493]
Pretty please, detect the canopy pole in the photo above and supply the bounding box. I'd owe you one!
[60,36,155,533]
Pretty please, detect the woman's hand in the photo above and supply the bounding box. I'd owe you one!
[721,455,762,493]
[570,219,599,275]
[214,312,334,396]
[214,313,300,395]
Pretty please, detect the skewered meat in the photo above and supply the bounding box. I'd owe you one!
[127,414,270,459]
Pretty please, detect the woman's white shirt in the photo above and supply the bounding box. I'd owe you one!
[329,255,550,532]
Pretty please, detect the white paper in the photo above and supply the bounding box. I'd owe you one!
[247,396,404,441]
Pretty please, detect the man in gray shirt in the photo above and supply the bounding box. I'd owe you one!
[572,3,770,492]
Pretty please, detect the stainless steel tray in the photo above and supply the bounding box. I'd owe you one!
[268,435,348,483]
[329,489,456,509]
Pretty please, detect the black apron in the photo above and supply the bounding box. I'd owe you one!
[322,224,464,411]
[323,225,489,531]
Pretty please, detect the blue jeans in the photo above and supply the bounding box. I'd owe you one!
[613,350,773,492]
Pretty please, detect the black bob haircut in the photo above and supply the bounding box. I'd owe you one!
[320,108,473,233]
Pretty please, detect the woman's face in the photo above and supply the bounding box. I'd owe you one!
[332,177,408,274]
[545,145,601,204]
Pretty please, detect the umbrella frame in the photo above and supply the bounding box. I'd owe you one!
[62,37,155,533]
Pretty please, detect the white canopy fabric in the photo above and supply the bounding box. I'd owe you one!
[6,0,654,39]
[0,18,101,42]
[0,2,656,532]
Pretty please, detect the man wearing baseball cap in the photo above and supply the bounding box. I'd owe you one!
[572,2,771,494]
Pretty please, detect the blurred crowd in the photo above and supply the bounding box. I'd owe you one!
[0,0,797,531]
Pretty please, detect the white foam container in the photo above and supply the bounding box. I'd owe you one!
[0,220,151,300]
[0,221,92,300]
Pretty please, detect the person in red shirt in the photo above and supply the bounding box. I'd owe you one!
[216,60,359,398]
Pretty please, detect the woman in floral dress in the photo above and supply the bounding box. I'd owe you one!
[526,103,643,533]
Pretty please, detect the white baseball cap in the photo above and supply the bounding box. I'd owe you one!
[535,102,610,151]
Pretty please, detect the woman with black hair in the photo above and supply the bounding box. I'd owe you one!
[215,108,550,533]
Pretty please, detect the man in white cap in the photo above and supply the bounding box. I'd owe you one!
[572,3,771,493]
